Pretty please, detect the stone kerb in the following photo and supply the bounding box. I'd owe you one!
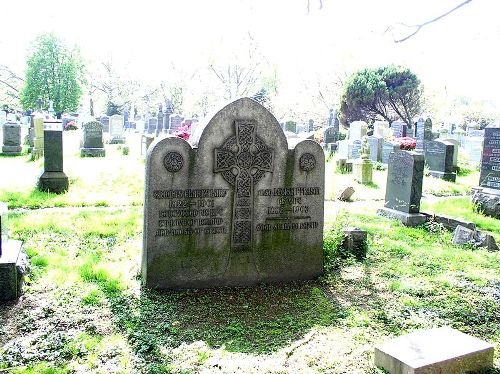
[142,97,324,289]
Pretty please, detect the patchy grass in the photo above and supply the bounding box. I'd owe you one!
[422,196,500,237]
[1,208,498,373]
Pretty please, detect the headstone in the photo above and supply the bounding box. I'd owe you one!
[351,139,362,159]
[0,202,29,301]
[425,140,456,182]
[81,121,105,157]
[478,125,500,190]
[100,116,110,133]
[342,227,367,260]
[37,120,69,193]
[142,97,324,289]
[353,137,373,184]
[373,121,389,138]
[468,129,484,138]
[441,138,459,172]
[135,119,145,133]
[284,120,297,133]
[391,120,407,138]
[414,117,425,152]
[163,102,174,133]
[337,140,353,159]
[147,118,158,135]
[109,115,125,144]
[367,136,383,162]
[324,127,337,144]
[374,327,494,374]
[451,225,475,246]
[463,137,483,163]
[308,119,314,132]
[349,121,367,140]
[377,150,426,226]
[2,121,22,155]
[337,186,355,201]
[169,114,184,133]
[382,141,400,164]
[0,111,6,125]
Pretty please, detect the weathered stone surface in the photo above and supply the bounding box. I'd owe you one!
[32,114,44,159]
[38,122,68,193]
[353,159,372,184]
[451,225,475,245]
[2,122,22,155]
[81,121,105,157]
[472,187,500,219]
[342,227,367,260]
[373,121,389,138]
[0,240,29,301]
[142,98,324,289]
[425,140,456,182]
[420,212,476,232]
[374,327,494,374]
[479,125,500,190]
[337,186,355,201]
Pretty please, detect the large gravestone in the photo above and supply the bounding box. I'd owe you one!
[367,136,383,162]
[377,151,426,226]
[2,121,22,155]
[81,121,105,157]
[382,141,400,164]
[109,115,125,144]
[100,116,110,133]
[425,140,456,182]
[472,125,500,218]
[142,97,324,289]
[391,121,407,138]
[38,120,69,193]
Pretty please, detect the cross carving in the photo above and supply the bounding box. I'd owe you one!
[214,120,273,251]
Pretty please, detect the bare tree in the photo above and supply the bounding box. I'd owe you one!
[0,64,24,108]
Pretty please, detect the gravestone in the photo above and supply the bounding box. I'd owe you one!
[100,116,110,133]
[381,141,400,164]
[147,118,158,134]
[351,139,362,159]
[109,115,125,144]
[375,327,494,374]
[367,136,383,162]
[373,121,389,138]
[442,138,459,172]
[142,97,324,289]
[0,111,6,125]
[135,119,145,133]
[163,102,174,133]
[81,121,105,157]
[463,136,483,163]
[169,114,184,133]
[391,121,407,138]
[415,117,425,152]
[468,129,484,138]
[425,140,456,182]
[6,113,16,122]
[337,140,353,159]
[0,203,29,301]
[471,125,500,218]
[353,137,373,184]
[284,120,297,133]
[377,150,426,226]
[324,127,337,144]
[349,121,367,140]
[308,119,314,132]
[2,121,22,155]
[38,120,69,193]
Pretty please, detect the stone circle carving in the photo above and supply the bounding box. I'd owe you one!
[299,153,316,172]
[164,151,184,172]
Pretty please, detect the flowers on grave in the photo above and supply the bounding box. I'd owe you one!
[393,136,416,150]
[173,123,191,141]
[64,121,78,131]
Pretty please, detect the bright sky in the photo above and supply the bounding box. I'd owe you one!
[1,0,499,108]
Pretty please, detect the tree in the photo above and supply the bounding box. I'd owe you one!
[20,33,86,116]
[339,65,423,127]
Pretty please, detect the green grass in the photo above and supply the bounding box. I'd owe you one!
[422,196,500,237]
[1,208,498,373]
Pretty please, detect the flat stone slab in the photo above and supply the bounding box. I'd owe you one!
[377,207,427,227]
[375,327,494,374]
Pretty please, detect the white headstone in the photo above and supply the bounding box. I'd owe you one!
[349,121,367,140]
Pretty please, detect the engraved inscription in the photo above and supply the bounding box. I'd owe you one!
[164,151,184,172]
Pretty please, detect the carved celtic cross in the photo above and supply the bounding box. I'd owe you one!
[214,120,273,251]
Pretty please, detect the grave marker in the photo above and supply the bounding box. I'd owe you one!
[391,120,407,138]
[109,115,125,144]
[425,140,456,181]
[2,121,22,155]
[81,121,105,157]
[38,120,68,193]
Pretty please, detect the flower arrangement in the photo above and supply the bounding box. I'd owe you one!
[173,123,191,141]
[393,136,416,150]
[64,121,78,131]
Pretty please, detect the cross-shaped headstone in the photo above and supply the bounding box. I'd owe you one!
[214,120,273,251]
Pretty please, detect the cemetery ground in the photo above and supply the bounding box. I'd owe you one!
[0,133,499,373]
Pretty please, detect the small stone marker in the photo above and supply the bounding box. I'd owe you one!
[451,225,475,245]
[0,202,30,301]
[425,140,456,182]
[377,150,426,226]
[342,227,367,260]
[374,326,494,374]
[2,121,22,155]
[147,118,158,135]
[353,137,373,184]
[100,115,110,133]
[337,186,355,201]
[142,97,324,289]
[109,115,125,144]
[38,120,69,193]
[81,121,105,157]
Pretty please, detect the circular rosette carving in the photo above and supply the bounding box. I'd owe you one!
[163,151,184,172]
[299,153,316,172]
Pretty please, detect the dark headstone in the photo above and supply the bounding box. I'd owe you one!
[382,141,400,164]
[324,127,337,144]
[81,121,105,157]
[342,227,367,260]
[377,151,426,226]
[308,119,314,132]
[142,97,324,289]
[100,116,110,133]
[351,139,362,159]
[2,121,22,155]
[391,121,407,138]
[479,125,500,190]
[38,120,68,193]
[425,140,456,181]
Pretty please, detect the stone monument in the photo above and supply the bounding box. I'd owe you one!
[100,115,110,133]
[2,121,22,155]
[142,97,324,289]
[38,120,69,193]
[109,115,125,144]
[391,120,407,138]
[81,121,105,157]
[377,150,426,226]
[353,136,373,184]
[424,140,456,182]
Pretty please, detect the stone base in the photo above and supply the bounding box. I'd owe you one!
[342,227,367,260]
[2,145,22,155]
[374,326,494,374]
[471,187,500,219]
[80,148,106,157]
[353,159,373,184]
[0,240,30,301]
[38,171,69,193]
[428,170,456,182]
[377,207,427,227]
[109,137,126,144]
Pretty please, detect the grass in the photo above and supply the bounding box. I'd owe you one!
[1,208,498,373]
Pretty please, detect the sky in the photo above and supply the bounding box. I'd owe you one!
[1,0,500,112]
